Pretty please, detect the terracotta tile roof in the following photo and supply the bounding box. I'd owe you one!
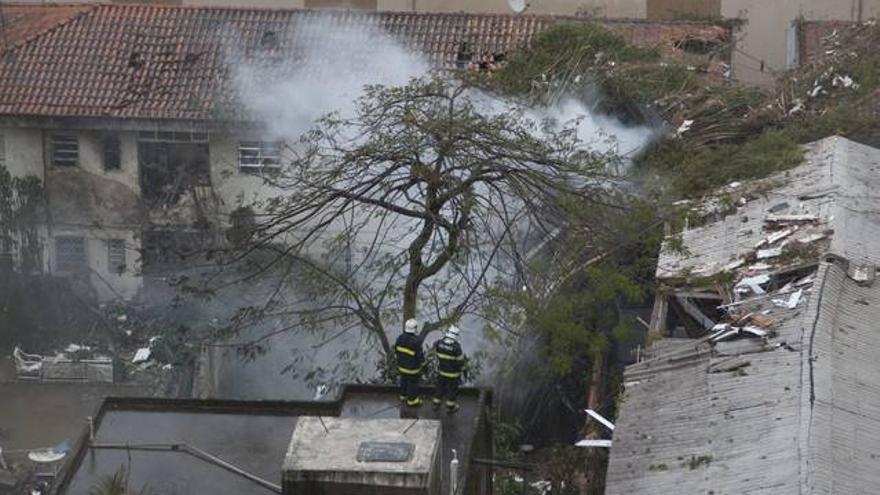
[0,4,731,122]
[0,3,96,51]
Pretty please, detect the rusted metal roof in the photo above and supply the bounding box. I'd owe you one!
[0,4,730,122]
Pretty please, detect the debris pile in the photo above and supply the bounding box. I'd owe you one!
[780,20,880,121]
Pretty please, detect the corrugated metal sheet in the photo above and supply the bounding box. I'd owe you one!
[658,136,880,280]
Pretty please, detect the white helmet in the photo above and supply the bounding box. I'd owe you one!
[404,318,419,334]
[445,325,460,341]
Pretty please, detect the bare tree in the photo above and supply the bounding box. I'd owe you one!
[220,77,621,362]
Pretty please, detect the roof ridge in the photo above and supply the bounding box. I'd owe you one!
[10,3,730,26]
[0,3,99,56]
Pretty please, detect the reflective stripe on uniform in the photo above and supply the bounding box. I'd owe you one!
[439,370,461,378]
[395,345,417,356]
[399,366,421,375]
[436,352,464,361]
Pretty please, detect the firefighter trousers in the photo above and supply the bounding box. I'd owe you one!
[434,376,460,408]
[399,374,421,405]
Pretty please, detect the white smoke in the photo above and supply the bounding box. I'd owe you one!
[232,14,653,155]
[233,17,429,140]
[220,14,655,399]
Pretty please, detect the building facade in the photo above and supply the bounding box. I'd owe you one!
[0,4,731,303]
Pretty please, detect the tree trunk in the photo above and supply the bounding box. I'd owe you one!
[583,352,606,494]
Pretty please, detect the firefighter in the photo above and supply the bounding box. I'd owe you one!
[395,318,425,407]
[432,324,465,414]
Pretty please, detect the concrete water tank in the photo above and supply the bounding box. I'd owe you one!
[282,417,442,495]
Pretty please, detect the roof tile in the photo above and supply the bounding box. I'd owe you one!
[0,4,730,121]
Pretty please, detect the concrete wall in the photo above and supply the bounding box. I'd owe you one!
[3,126,144,302]
[723,0,880,86]
[46,225,143,301]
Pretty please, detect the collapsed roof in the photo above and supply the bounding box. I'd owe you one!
[605,136,880,494]
[658,136,880,281]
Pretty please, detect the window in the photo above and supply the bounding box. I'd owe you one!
[55,237,87,273]
[51,134,79,167]
[138,130,208,143]
[0,131,5,168]
[138,132,211,206]
[238,141,282,174]
[102,134,121,170]
[107,239,126,274]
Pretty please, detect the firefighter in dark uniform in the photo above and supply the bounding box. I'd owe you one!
[395,318,425,407]
[432,325,465,414]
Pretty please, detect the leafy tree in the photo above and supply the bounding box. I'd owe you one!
[0,165,43,272]
[218,77,623,363]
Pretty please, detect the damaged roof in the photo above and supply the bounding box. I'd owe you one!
[607,260,880,494]
[0,3,730,122]
[606,136,880,494]
[658,136,880,281]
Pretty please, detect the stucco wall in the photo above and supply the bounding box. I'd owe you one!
[209,132,275,212]
[3,126,144,302]
[47,225,143,301]
[722,0,880,86]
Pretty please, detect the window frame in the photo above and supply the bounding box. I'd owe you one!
[55,236,88,273]
[51,133,79,167]
[102,133,121,171]
[238,140,283,174]
[107,238,126,274]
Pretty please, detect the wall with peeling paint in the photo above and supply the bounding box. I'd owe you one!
[3,127,144,301]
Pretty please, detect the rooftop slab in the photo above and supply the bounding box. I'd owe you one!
[284,417,441,493]
[54,385,492,495]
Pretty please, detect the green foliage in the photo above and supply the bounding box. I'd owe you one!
[0,165,43,271]
[543,444,590,495]
[533,266,645,376]
[490,415,526,495]
[641,128,804,198]
[89,466,150,495]
[493,24,659,97]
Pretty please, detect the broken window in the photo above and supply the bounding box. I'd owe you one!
[102,133,121,171]
[141,229,212,274]
[238,141,282,174]
[107,238,126,274]
[138,131,210,207]
[55,236,87,273]
[51,134,79,167]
